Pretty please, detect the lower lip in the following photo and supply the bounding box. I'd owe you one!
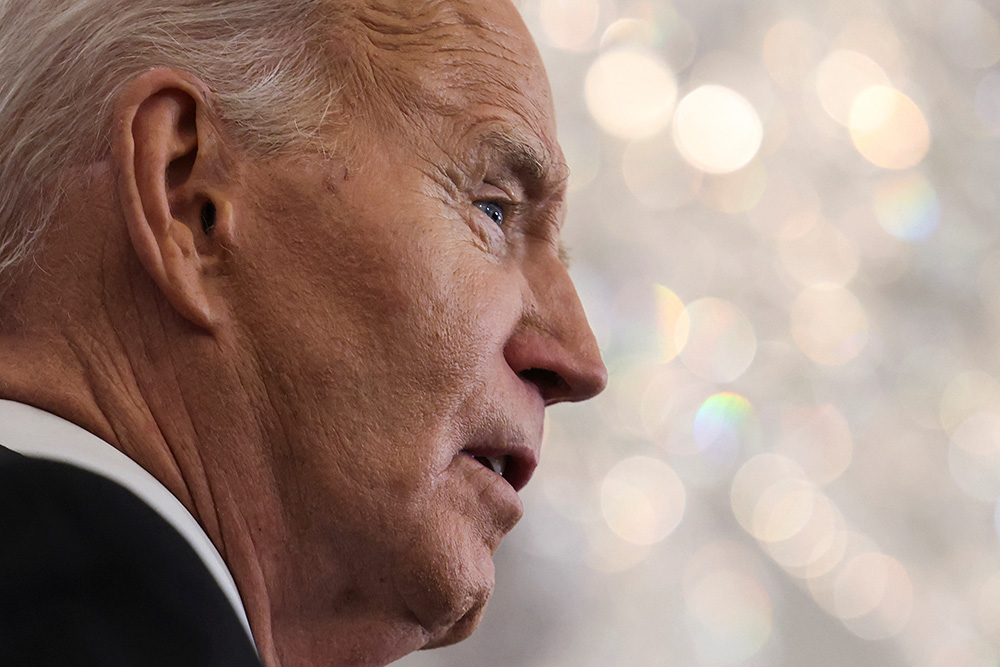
[456,452,524,519]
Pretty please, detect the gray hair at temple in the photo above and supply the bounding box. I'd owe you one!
[0,0,344,287]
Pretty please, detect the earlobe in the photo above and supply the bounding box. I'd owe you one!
[112,67,231,331]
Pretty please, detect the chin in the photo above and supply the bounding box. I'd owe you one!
[396,529,498,651]
[420,593,489,649]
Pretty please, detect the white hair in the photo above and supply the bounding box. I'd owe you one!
[0,0,345,287]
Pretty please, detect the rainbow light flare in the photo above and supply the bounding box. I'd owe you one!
[654,284,687,362]
[693,392,756,467]
[873,172,940,242]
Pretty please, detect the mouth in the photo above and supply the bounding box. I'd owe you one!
[461,444,537,492]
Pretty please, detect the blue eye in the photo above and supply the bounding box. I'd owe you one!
[474,200,505,226]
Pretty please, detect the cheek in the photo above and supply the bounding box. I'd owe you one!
[362,246,519,380]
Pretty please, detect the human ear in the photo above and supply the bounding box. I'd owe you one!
[112,67,234,330]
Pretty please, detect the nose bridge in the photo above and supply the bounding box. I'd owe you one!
[504,254,608,405]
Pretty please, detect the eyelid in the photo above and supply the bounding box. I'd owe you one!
[475,176,522,210]
[482,176,521,201]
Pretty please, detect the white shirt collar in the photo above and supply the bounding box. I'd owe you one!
[0,399,255,646]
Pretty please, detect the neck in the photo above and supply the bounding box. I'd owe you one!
[0,305,197,502]
[0,311,426,667]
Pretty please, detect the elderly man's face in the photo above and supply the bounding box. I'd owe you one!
[225,0,605,650]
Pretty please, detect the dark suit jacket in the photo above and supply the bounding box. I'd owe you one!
[0,444,262,667]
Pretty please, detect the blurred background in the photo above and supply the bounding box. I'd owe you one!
[399,0,1000,664]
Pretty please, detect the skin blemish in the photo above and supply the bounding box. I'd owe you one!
[324,164,349,194]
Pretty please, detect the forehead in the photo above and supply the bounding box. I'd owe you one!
[341,0,561,164]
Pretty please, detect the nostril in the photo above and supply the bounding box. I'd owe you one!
[518,367,571,402]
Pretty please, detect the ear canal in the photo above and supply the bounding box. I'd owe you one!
[200,200,217,236]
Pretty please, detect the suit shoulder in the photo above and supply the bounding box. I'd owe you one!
[0,448,261,667]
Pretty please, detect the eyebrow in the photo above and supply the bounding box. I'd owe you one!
[479,129,569,198]
[477,130,573,267]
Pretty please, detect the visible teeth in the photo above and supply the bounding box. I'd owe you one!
[475,455,505,476]
[489,456,505,476]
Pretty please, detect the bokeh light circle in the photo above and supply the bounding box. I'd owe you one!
[814,50,890,126]
[689,392,761,473]
[834,553,914,640]
[873,172,941,241]
[777,220,860,287]
[601,9,699,72]
[638,366,706,453]
[676,298,757,382]
[763,19,824,91]
[775,404,854,485]
[585,49,677,140]
[731,454,808,536]
[731,455,851,580]
[849,86,931,169]
[752,478,816,544]
[747,168,822,238]
[833,18,904,75]
[539,0,600,51]
[940,371,1000,435]
[672,85,764,174]
[584,521,653,574]
[654,284,687,362]
[764,492,846,574]
[695,163,769,214]
[833,552,893,619]
[949,412,1000,501]
[601,456,686,545]
[622,134,702,210]
[790,286,869,366]
[686,570,774,664]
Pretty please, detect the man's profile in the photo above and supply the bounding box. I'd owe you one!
[0,1,606,665]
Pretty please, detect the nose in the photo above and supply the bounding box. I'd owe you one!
[503,256,608,406]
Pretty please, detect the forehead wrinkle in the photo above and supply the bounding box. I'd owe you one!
[353,0,521,50]
[347,1,544,123]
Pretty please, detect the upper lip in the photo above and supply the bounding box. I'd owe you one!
[461,436,539,492]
